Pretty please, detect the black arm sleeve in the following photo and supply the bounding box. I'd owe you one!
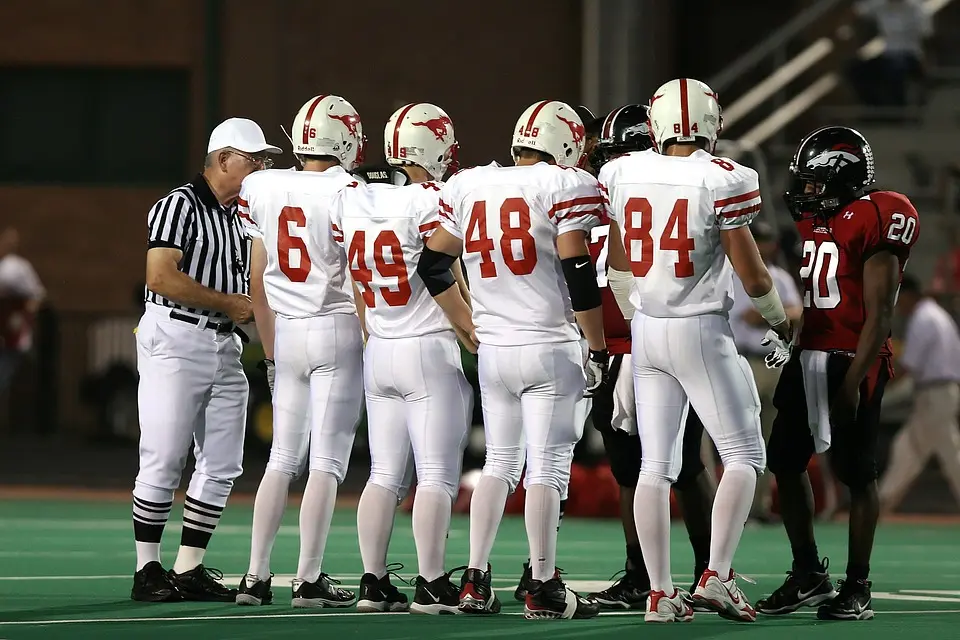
[417,246,458,297]
[561,256,602,312]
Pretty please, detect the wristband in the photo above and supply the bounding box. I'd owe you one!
[749,285,787,327]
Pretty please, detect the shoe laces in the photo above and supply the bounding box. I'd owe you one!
[191,566,228,589]
[317,572,347,591]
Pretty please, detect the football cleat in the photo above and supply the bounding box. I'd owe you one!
[524,577,600,620]
[816,579,874,621]
[356,565,409,613]
[410,567,466,615]
[170,565,236,602]
[692,569,756,622]
[756,558,837,615]
[514,561,535,601]
[588,569,649,610]
[131,561,181,603]
[235,573,273,606]
[644,588,694,623]
[291,574,356,608]
[459,565,501,614]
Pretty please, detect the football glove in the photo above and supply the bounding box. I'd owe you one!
[761,329,793,369]
[258,358,276,395]
[585,349,610,397]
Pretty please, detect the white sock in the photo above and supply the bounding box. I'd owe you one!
[356,482,399,579]
[634,474,673,594]
[296,471,340,583]
[412,487,452,581]
[524,484,560,582]
[709,463,757,578]
[467,475,510,570]
[173,545,206,575]
[247,469,292,578]
[135,542,161,571]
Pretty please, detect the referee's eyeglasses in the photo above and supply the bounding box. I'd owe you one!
[230,150,274,170]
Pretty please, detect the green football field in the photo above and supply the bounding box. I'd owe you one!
[0,496,958,639]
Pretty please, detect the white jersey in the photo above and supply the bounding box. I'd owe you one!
[330,180,453,339]
[439,162,604,347]
[599,149,761,318]
[238,167,358,318]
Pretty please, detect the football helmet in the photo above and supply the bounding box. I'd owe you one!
[290,95,365,170]
[783,126,876,221]
[647,78,722,152]
[592,104,653,168]
[511,100,586,168]
[385,103,458,181]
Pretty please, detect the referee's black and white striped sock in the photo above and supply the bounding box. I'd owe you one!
[133,495,173,571]
[173,495,224,574]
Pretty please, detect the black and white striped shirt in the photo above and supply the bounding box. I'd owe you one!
[145,174,250,320]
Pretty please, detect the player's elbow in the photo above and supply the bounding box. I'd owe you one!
[741,270,774,299]
[145,250,180,297]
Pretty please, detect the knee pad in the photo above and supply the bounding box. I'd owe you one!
[638,458,679,484]
[482,445,525,492]
[309,455,347,484]
[524,444,576,495]
[599,426,641,488]
[267,447,306,477]
[766,420,813,478]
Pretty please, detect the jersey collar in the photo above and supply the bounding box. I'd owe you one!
[190,173,223,209]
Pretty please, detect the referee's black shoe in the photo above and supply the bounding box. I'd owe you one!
[131,561,182,602]
[171,564,238,602]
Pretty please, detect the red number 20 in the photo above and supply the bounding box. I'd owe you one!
[464,198,537,278]
[623,197,695,278]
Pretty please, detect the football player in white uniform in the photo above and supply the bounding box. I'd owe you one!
[234,95,366,608]
[330,103,475,615]
[601,79,793,623]
[417,100,606,621]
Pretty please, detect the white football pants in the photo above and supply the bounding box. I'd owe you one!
[134,305,247,507]
[478,340,585,496]
[631,313,765,481]
[364,331,473,499]
[267,313,364,481]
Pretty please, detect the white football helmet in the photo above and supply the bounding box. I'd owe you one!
[647,78,723,152]
[289,95,365,170]
[511,100,585,168]
[385,103,458,181]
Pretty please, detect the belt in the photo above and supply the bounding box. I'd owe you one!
[169,311,236,334]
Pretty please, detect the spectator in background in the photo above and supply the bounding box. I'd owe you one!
[879,274,960,512]
[0,227,46,393]
[729,221,803,521]
[852,0,932,110]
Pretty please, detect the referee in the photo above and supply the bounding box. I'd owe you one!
[131,118,281,602]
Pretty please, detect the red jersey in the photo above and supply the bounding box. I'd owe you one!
[588,224,631,355]
[796,190,918,357]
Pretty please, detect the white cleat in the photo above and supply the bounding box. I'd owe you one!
[693,569,757,622]
[644,588,694,623]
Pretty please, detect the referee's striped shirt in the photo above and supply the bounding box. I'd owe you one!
[145,173,250,320]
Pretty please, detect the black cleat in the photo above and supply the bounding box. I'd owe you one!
[588,569,649,610]
[292,573,356,608]
[514,561,535,601]
[525,576,600,620]
[410,567,466,615]
[459,565,501,614]
[235,573,273,606]
[817,579,874,621]
[171,565,237,602]
[131,561,181,602]
[757,558,837,615]
[356,565,409,613]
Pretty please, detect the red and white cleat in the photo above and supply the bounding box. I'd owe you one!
[693,569,757,622]
[644,588,694,623]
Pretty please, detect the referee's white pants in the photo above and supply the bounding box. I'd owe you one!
[267,313,364,482]
[363,331,472,500]
[880,382,960,510]
[134,305,248,509]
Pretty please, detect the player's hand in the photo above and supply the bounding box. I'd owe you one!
[771,318,795,344]
[761,328,793,369]
[830,377,860,426]
[585,349,609,398]
[257,358,275,395]
[226,294,254,324]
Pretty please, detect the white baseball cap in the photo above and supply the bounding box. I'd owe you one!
[207,117,282,155]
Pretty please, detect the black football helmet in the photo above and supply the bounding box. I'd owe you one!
[592,104,654,169]
[783,126,876,221]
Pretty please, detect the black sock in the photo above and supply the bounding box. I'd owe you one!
[625,544,649,587]
[688,533,711,574]
[132,495,172,544]
[791,542,822,574]
[180,494,224,550]
[846,562,870,582]
[557,498,566,532]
